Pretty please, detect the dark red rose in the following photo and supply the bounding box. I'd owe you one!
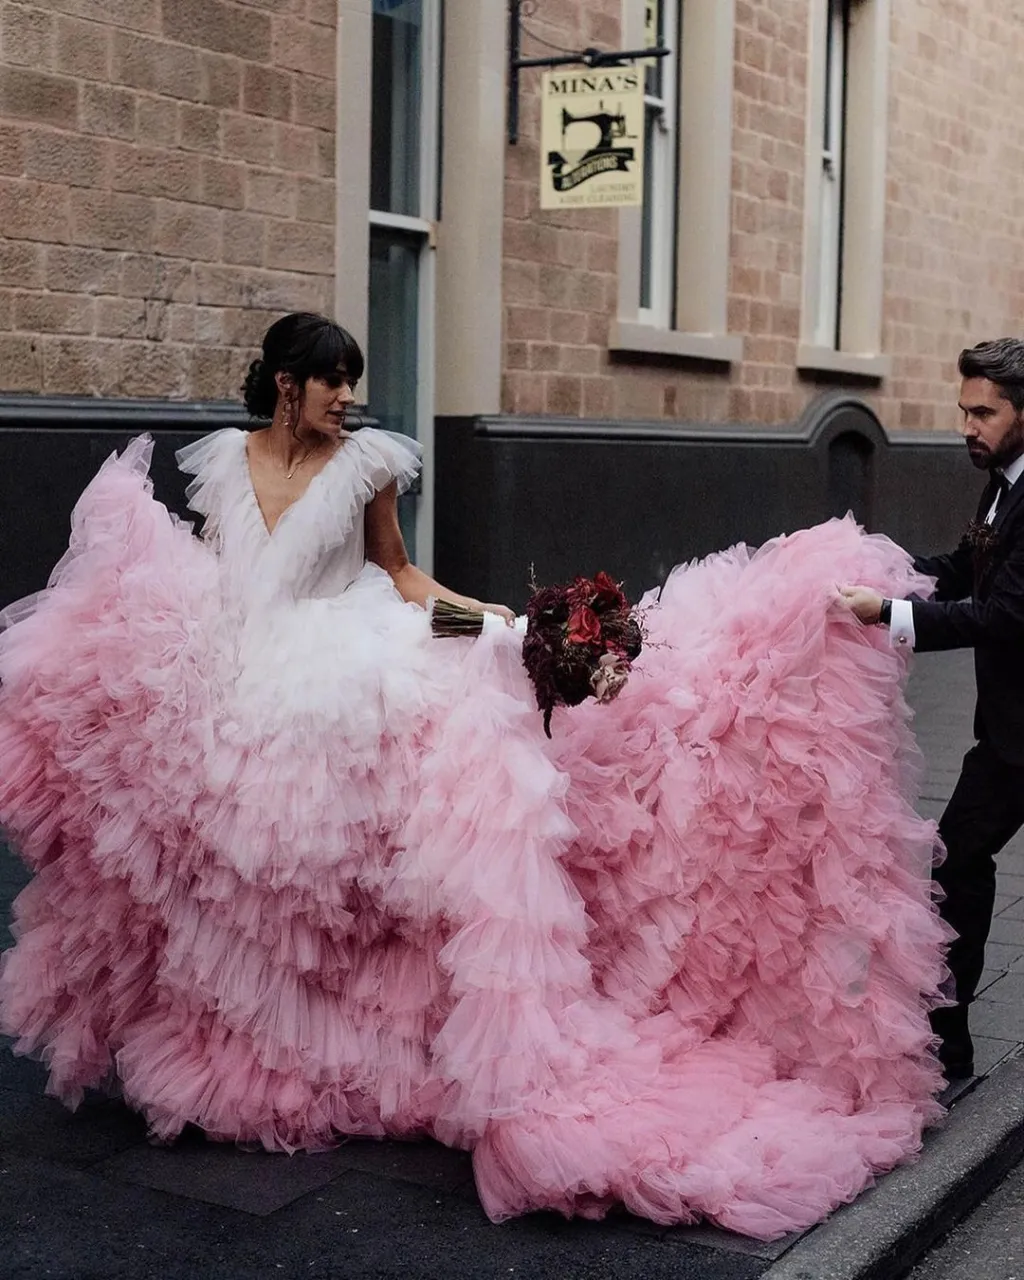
[566,605,601,646]
[591,571,626,612]
[566,577,592,611]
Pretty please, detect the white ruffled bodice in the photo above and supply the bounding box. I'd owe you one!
[176,427,422,607]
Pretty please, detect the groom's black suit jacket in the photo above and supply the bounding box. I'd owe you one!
[912,474,1024,766]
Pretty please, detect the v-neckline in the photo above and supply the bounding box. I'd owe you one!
[242,429,352,538]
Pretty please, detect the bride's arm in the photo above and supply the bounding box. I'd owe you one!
[365,481,514,622]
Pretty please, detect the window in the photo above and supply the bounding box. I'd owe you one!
[612,0,741,365]
[812,0,848,350]
[639,0,678,327]
[367,0,441,564]
[799,0,891,379]
[337,0,505,544]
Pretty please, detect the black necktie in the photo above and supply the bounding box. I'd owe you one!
[988,473,1011,524]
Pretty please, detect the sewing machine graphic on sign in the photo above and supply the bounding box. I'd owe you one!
[546,102,638,194]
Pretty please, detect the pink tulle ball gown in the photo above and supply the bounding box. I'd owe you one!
[0,428,949,1241]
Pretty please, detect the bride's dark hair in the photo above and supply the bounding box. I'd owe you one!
[242,312,365,419]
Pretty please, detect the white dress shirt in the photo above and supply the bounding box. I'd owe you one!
[889,452,1024,649]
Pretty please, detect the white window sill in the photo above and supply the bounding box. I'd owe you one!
[609,322,743,365]
[797,344,891,380]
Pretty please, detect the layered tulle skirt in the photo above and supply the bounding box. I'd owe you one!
[0,438,949,1240]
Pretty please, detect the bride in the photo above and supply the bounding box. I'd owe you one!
[0,311,948,1242]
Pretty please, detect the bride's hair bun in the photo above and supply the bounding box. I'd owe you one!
[242,357,276,419]
[241,313,366,420]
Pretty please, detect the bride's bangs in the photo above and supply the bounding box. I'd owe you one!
[305,321,365,386]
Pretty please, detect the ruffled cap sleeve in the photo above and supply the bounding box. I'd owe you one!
[348,428,422,496]
[175,428,245,520]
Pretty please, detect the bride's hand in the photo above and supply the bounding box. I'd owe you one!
[476,601,516,626]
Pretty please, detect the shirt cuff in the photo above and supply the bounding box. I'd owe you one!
[888,598,915,650]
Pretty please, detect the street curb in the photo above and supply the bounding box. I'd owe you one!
[762,1054,1024,1280]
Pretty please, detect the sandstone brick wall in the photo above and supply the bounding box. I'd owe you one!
[3,0,1022,429]
[878,1,1024,432]
[503,0,1024,432]
[501,0,815,425]
[0,0,336,401]
[502,0,627,421]
[725,0,808,426]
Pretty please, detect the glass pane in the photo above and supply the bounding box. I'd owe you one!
[368,226,421,556]
[823,0,846,156]
[645,0,664,96]
[639,105,658,310]
[371,0,424,216]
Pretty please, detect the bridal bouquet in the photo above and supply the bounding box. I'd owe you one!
[432,572,643,736]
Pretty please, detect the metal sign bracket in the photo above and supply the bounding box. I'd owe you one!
[507,0,669,145]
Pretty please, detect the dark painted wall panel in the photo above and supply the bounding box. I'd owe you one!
[0,424,223,609]
[435,402,980,610]
[0,394,981,614]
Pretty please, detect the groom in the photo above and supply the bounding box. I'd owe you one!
[839,337,1024,1081]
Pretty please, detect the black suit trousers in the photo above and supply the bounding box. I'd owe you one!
[937,739,1024,1006]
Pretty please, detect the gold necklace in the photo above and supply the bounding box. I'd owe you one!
[278,405,317,478]
[284,451,310,480]
[279,441,320,480]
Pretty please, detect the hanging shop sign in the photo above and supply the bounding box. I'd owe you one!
[539,68,645,210]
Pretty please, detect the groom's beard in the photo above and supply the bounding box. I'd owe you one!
[967,415,1024,470]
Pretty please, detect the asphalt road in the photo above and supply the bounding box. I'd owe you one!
[906,1157,1024,1279]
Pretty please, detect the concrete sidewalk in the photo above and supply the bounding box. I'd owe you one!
[2,649,1023,1280]
[909,653,1024,1081]
[759,650,1024,1280]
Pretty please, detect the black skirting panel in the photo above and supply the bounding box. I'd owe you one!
[434,394,979,610]
[0,396,248,609]
[0,392,977,613]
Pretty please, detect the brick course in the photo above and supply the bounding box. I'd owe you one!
[874,2,1024,432]
[502,0,1024,430]
[0,0,335,399]
[3,0,1022,425]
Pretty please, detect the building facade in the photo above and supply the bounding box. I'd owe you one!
[1,0,1022,606]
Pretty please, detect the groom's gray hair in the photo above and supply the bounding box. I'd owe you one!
[959,338,1024,413]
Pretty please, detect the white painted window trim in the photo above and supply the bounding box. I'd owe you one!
[369,209,434,236]
[433,0,505,418]
[813,0,847,351]
[610,322,743,363]
[369,0,441,568]
[417,0,441,223]
[800,0,891,378]
[335,0,373,356]
[637,0,677,329]
[615,0,740,365]
[337,0,442,571]
[797,345,891,379]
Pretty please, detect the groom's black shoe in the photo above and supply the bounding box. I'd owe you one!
[930,1003,975,1081]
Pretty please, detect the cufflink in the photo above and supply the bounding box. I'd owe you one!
[897,636,908,645]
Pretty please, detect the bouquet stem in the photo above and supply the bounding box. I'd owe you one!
[431,599,486,637]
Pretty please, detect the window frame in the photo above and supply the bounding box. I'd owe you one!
[366,0,442,569]
[637,0,679,330]
[812,0,848,351]
[799,0,892,380]
[612,0,742,366]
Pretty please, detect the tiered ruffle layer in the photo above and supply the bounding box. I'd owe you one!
[0,439,949,1240]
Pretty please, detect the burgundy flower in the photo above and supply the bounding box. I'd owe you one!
[566,605,601,647]
[591,571,626,612]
